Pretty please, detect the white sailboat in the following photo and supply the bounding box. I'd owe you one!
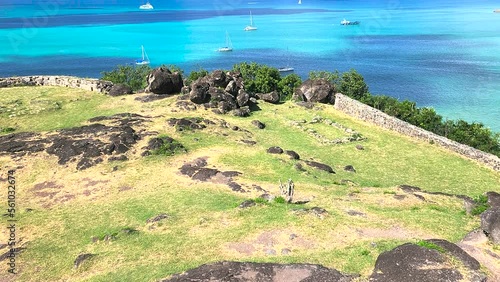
[244,11,257,31]
[298,0,302,4]
[217,31,233,52]
[278,48,294,73]
[139,1,154,10]
[135,45,150,65]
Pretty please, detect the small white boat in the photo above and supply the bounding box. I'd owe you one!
[298,0,302,4]
[139,1,154,10]
[218,31,233,52]
[278,67,294,73]
[340,18,360,25]
[244,11,257,31]
[135,45,150,65]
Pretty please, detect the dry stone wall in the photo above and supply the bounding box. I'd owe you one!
[0,76,113,93]
[334,93,500,171]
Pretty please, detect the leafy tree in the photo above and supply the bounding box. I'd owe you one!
[278,73,302,101]
[308,70,340,85]
[101,64,152,91]
[232,62,281,94]
[338,69,369,100]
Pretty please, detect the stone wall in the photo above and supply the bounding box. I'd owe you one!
[334,93,500,171]
[0,76,113,93]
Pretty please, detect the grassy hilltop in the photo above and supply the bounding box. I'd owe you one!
[0,86,499,281]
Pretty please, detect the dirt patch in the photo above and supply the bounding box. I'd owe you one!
[226,229,316,257]
[32,181,63,191]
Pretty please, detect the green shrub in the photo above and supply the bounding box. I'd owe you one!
[471,194,490,216]
[232,62,281,94]
[274,196,286,204]
[278,73,302,101]
[186,67,209,85]
[101,64,152,91]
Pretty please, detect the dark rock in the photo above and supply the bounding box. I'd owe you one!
[311,207,328,218]
[481,207,500,244]
[249,97,258,104]
[292,88,305,102]
[285,150,300,160]
[147,213,169,223]
[344,165,356,173]
[305,161,335,173]
[257,91,280,104]
[221,171,242,178]
[266,146,284,154]
[210,70,228,88]
[347,210,366,217]
[135,94,169,102]
[294,162,306,171]
[179,158,207,177]
[161,261,356,282]
[74,253,93,269]
[232,126,239,131]
[228,182,245,192]
[108,155,128,162]
[0,132,47,154]
[175,101,197,111]
[414,194,426,201]
[236,89,249,107]
[426,239,481,270]
[251,120,265,129]
[232,106,250,117]
[238,199,256,208]
[192,168,219,181]
[487,191,500,208]
[189,80,210,104]
[299,79,336,104]
[167,117,208,131]
[181,86,190,95]
[355,144,364,150]
[146,67,183,94]
[224,80,238,96]
[398,184,422,193]
[295,101,316,109]
[241,140,257,145]
[393,195,406,200]
[369,241,485,282]
[108,83,133,96]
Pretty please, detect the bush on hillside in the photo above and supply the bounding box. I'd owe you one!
[232,62,281,95]
[101,65,152,91]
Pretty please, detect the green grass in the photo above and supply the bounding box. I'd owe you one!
[1,86,499,281]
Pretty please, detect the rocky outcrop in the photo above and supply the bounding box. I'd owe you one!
[182,70,253,115]
[0,113,149,170]
[481,208,500,244]
[369,240,486,282]
[295,79,336,104]
[161,261,355,282]
[145,67,183,94]
[305,161,335,173]
[256,91,280,104]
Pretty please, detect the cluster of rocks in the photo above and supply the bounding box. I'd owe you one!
[289,116,366,145]
[179,157,245,192]
[0,113,151,170]
[265,145,337,174]
[166,117,215,132]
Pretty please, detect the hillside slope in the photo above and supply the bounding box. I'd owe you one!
[0,86,498,281]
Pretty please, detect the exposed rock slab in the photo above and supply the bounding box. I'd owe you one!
[161,261,355,282]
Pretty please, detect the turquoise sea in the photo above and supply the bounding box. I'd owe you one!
[1,0,499,131]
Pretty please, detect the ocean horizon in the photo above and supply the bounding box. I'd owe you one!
[1,0,499,132]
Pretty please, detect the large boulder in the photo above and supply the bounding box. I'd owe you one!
[161,261,355,282]
[369,240,485,282]
[108,83,133,96]
[210,70,228,88]
[189,79,210,104]
[146,67,183,94]
[236,89,249,107]
[481,207,500,244]
[257,91,280,104]
[299,79,335,104]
